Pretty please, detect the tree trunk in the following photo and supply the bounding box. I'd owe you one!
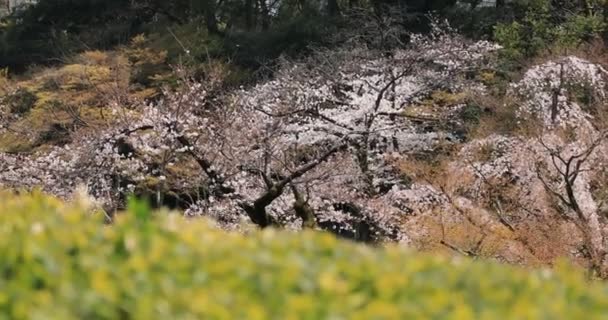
[245,0,254,30]
[258,0,270,30]
[603,1,608,42]
[327,0,341,16]
[189,0,220,33]
[200,0,221,35]
[292,185,318,229]
[240,143,346,228]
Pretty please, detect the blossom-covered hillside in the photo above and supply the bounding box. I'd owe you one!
[1,23,608,275]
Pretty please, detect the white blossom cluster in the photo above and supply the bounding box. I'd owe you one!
[394,56,608,262]
[0,28,501,242]
[512,56,608,131]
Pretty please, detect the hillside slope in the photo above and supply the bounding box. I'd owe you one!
[1,26,608,274]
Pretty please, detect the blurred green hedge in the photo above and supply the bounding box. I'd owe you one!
[1,191,608,319]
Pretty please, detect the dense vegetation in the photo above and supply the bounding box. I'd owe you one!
[1,191,608,319]
[2,0,608,316]
[2,0,608,72]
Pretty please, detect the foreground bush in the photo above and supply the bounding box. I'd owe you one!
[1,192,608,319]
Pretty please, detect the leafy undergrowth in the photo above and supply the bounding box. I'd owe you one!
[1,191,608,319]
[0,40,169,153]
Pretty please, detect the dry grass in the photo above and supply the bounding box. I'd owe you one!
[396,157,447,185]
[405,194,582,268]
[0,32,241,154]
[467,91,545,140]
[0,48,150,152]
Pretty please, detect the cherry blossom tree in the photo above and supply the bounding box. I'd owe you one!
[0,23,500,242]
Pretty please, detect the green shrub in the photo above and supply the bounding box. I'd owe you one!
[459,102,483,126]
[123,35,170,88]
[1,191,608,319]
[3,88,37,115]
[494,0,606,63]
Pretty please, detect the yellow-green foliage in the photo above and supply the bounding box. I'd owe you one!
[1,191,608,319]
[122,34,170,90]
[425,90,466,107]
[0,46,161,152]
